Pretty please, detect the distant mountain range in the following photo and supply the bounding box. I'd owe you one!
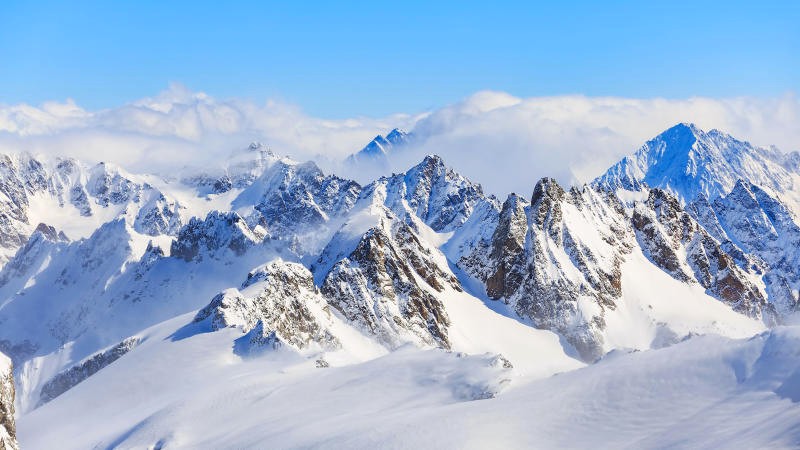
[3,123,800,449]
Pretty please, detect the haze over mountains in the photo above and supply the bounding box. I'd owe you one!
[2,86,799,196]
[1,121,800,448]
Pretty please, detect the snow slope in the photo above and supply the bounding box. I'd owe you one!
[19,318,800,449]
[18,287,583,449]
[5,123,800,448]
[595,122,800,209]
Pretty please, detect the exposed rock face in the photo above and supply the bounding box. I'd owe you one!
[194,261,340,353]
[520,181,631,361]
[685,193,752,269]
[709,181,800,315]
[484,194,528,300]
[0,353,17,450]
[171,212,267,261]
[595,123,800,317]
[38,337,140,406]
[233,159,361,245]
[372,155,490,233]
[632,189,770,319]
[322,220,461,349]
[133,191,182,236]
[458,176,783,360]
[4,132,800,421]
[0,153,183,265]
[679,181,800,316]
[457,178,634,361]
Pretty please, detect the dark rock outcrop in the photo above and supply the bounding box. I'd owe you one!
[322,220,461,349]
[0,353,17,450]
[171,212,266,261]
[38,337,140,406]
[632,189,770,319]
[460,179,632,361]
[194,261,340,353]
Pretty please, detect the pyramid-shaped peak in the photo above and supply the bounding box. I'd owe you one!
[417,154,445,168]
[531,177,565,206]
[652,122,705,145]
[359,135,391,157]
[347,128,413,165]
[729,179,756,197]
[386,128,410,144]
[402,154,449,183]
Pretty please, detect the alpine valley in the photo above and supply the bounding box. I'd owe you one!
[2,123,800,449]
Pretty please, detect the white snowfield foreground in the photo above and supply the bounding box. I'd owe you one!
[19,320,800,449]
[3,123,800,449]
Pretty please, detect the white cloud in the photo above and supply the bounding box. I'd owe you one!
[0,83,418,175]
[389,91,800,196]
[0,85,798,197]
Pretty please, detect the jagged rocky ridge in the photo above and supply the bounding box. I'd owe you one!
[632,189,770,317]
[320,218,461,349]
[451,174,792,359]
[368,154,493,233]
[0,153,183,264]
[193,261,340,354]
[452,179,633,360]
[0,123,798,414]
[0,353,16,450]
[596,123,800,316]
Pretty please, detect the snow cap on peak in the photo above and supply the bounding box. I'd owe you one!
[386,128,407,137]
[386,128,411,145]
[653,122,703,146]
[666,122,702,135]
[348,128,412,165]
[404,154,448,183]
[247,142,276,156]
[242,259,312,290]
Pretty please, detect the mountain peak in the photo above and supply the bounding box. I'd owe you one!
[594,123,797,206]
[652,122,703,152]
[531,177,565,206]
[347,128,413,166]
[385,128,410,145]
[416,154,445,170]
[668,122,701,134]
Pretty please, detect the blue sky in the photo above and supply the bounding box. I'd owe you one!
[1,0,797,118]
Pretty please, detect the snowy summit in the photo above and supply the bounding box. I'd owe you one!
[1,123,799,449]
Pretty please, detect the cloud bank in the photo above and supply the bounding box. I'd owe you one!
[1,84,798,197]
[0,83,418,174]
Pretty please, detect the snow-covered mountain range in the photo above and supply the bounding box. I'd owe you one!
[2,123,800,449]
[345,128,412,169]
